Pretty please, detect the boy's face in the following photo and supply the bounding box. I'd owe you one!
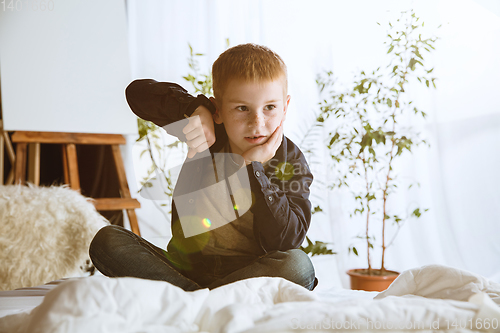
[213,78,290,156]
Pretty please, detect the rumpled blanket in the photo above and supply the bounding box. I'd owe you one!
[0,264,499,332]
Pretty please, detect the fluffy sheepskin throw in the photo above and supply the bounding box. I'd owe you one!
[0,185,108,291]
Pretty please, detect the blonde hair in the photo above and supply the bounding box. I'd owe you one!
[212,43,288,101]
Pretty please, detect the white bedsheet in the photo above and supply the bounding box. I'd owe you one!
[0,265,499,332]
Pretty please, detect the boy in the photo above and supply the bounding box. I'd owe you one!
[89,44,317,291]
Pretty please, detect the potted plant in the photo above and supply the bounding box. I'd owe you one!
[316,10,439,291]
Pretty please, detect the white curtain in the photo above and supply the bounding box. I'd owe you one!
[125,0,500,288]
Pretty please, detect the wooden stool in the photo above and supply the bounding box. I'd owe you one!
[11,131,141,236]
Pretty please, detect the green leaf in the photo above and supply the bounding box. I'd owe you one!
[312,205,323,214]
[414,49,424,60]
[329,132,340,146]
[387,98,392,107]
[388,45,394,54]
[352,247,358,256]
[360,133,372,150]
[411,208,424,218]
[408,58,417,71]
[300,236,335,256]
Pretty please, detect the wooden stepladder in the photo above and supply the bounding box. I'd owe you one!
[11,131,141,235]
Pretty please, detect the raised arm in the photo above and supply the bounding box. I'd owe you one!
[126,79,217,156]
[125,79,215,127]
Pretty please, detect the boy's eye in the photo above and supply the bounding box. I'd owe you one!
[265,105,276,111]
[236,106,248,111]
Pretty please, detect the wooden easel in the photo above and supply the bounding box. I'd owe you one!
[11,131,141,236]
[0,79,17,185]
[0,120,16,185]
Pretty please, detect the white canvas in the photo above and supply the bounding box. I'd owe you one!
[0,0,137,134]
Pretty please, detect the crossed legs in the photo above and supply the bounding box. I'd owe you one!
[89,225,317,291]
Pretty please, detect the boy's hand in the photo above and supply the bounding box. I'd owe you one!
[183,105,216,158]
[242,121,283,166]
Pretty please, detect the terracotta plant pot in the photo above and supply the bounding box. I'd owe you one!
[347,269,399,292]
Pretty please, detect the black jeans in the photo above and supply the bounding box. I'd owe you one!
[89,225,317,291]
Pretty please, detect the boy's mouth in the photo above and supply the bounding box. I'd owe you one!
[245,135,266,144]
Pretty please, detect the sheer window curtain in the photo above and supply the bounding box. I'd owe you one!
[124,0,500,288]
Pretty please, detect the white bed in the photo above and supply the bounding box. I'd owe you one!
[0,265,499,333]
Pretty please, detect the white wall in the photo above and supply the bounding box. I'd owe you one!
[126,0,500,287]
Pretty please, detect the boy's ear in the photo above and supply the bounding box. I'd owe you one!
[283,95,291,120]
[210,97,223,124]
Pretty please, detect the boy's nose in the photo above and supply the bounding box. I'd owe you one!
[250,112,265,127]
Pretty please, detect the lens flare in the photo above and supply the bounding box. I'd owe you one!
[275,162,294,181]
[202,218,211,228]
[233,204,239,211]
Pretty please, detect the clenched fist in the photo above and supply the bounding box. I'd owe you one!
[183,105,216,158]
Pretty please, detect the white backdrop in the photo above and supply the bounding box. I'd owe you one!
[124,0,500,288]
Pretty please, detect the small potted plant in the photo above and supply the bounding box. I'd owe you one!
[316,10,439,291]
